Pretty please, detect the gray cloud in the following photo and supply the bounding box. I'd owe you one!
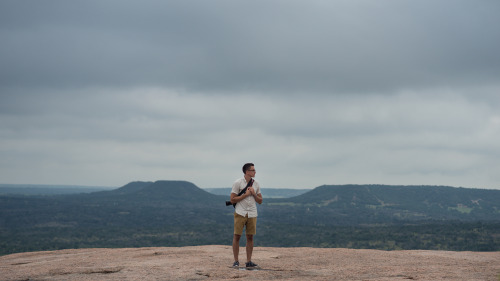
[1,88,499,188]
[1,1,499,189]
[1,0,499,93]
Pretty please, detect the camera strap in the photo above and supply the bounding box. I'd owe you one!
[232,178,254,208]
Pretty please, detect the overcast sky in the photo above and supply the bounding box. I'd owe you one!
[1,0,499,189]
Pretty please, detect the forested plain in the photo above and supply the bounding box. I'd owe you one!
[1,181,499,255]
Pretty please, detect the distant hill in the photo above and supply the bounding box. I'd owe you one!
[259,184,500,225]
[205,187,311,198]
[94,180,222,203]
[1,181,499,254]
[112,181,153,194]
[7,182,498,228]
[0,184,115,195]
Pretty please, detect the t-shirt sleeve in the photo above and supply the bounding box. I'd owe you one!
[231,180,239,194]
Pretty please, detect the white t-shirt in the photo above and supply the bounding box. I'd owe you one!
[231,177,261,218]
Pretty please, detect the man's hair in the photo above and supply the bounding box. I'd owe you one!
[242,163,254,174]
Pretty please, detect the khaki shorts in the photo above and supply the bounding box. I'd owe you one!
[234,213,257,236]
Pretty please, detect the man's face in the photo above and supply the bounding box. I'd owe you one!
[246,166,256,177]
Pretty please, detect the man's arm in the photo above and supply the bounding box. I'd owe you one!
[230,190,251,204]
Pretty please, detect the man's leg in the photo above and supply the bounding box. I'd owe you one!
[245,216,257,264]
[233,213,245,264]
[232,234,241,262]
[246,234,254,262]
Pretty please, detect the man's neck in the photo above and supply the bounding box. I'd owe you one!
[244,175,252,182]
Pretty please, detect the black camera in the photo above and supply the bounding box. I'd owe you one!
[225,200,234,206]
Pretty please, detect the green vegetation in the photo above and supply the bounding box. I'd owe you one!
[1,181,499,255]
[1,222,498,255]
[448,206,473,214]
[266,202,301,207]
[259,222,500,251]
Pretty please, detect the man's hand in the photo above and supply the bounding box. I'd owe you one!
[244,187,251,197]
[247,186,256,196]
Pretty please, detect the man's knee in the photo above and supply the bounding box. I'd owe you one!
[234,234,242,241]
[246,234,254,242]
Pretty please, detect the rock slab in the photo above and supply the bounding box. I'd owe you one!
[1,245,499,280]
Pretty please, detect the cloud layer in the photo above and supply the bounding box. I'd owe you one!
[1,1,499,189]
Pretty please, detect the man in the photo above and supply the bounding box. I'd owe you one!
[230,163,263,268]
